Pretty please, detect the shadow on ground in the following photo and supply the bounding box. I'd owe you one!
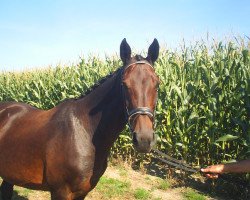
[132,157,250,200]
[0,190,28,200]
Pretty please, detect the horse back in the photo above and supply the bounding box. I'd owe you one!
[0,102,53,188]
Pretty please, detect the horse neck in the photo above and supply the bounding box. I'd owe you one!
[76,69,127,153]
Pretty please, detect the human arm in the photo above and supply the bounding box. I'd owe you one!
[201,159,250,179]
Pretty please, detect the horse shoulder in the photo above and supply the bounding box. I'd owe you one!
[45,106,95,181]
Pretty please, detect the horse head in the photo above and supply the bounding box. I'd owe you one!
[120,38,160,153]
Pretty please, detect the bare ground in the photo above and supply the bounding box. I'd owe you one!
[86,165,185,200]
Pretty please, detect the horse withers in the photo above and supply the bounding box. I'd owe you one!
[0,39,160,200]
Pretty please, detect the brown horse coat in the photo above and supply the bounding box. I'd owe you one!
[0,39,159,200]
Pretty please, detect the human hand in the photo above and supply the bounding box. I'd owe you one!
[200,164,225,179]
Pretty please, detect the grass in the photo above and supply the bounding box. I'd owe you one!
[13,188,30,198]
[133,188,151,199]
[155,178,171,190]
[118,168,128,177]
[95,177,130,199]
[183,188,207,200]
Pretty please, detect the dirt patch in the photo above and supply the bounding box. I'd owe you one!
[86,165,184,200]
[25,191,50,200]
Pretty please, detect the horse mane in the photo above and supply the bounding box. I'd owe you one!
[75,55,144,100]
[75,67,123,100]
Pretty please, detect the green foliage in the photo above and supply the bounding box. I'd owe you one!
[0,39,249,168]
[183,188,207,200]
[12,188,30,198]
[96,177,130,198]
[133,188,151,199]
[155,178,171,190]
[154,39,250,166]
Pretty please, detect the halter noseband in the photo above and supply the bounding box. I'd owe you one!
[121,61,155,131]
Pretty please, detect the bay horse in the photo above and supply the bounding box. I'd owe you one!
[0,38,160,200]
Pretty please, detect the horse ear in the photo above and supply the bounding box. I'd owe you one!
[147,39,159,64]
[120,38,131,64]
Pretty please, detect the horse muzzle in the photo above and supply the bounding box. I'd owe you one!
[132,131,156,153]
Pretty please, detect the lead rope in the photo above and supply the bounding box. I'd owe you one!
[152,148,249,188]
[152,148,199,173]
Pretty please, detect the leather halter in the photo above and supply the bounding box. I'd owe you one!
[121,61,155,131]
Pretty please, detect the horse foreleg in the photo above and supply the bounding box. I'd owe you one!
[0,180,14,200]
[50,187,72,200]
[73,195,87,200]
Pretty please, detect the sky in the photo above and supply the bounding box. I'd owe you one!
[0,0,249,71]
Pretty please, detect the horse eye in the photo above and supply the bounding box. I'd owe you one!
[123,83,130,90]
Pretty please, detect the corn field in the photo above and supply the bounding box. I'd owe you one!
[0,39,249,168]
